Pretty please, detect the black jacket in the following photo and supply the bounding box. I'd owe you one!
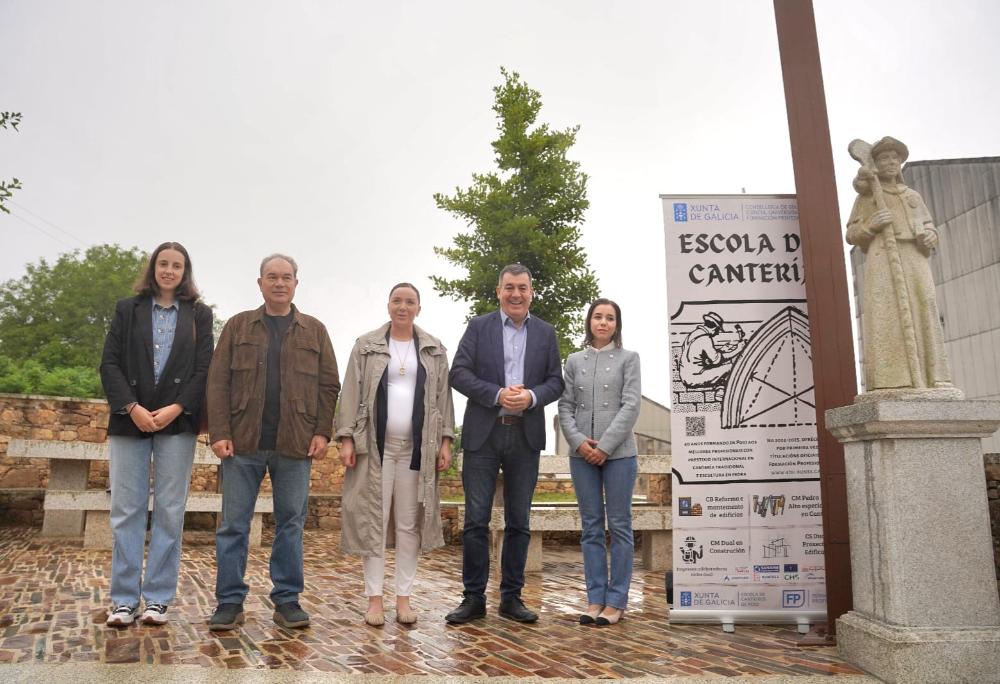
[100,295,214,437]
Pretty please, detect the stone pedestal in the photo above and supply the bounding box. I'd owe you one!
[491,530,543,572]
[641,529,672,571]
[41,459,89,536]
[826,399,1000,684]
[83,510,113,548]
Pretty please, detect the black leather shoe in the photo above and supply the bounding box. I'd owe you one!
[498,597,538,623]
[445,596,486,624]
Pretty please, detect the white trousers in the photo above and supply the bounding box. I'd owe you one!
[363,436,421,597]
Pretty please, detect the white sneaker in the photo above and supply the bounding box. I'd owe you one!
[140,603,169,625]
[106,604,138,627]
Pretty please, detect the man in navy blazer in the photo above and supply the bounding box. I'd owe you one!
[446,264,565,624]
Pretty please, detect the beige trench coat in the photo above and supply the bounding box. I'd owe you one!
[334,323,455,557]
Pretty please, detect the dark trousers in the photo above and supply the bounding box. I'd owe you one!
[461,422,539,600]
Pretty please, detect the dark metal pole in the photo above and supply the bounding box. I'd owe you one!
[773,0,857,639]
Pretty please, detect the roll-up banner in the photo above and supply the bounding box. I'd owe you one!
[660,195,825,627]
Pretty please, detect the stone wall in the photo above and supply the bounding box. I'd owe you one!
[6,392,993,577]
[0,394,581,536]
[987,453,1000,593]
[0,394,109,490]
[0,393,347,496]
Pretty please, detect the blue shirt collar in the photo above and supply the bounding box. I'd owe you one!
[153,299,179,311]
[499,309,531,327]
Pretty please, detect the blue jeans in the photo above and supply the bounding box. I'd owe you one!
[108,432,196,607]
[461,423,539,600]
[215,451,312,606]
[570,455,637,610]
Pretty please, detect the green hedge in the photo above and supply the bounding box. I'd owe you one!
[0,356,103,398]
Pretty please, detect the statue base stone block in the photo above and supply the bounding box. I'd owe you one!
[837,612,1000,683]
[826,399,1000,684]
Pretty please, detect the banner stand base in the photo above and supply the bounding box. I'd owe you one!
[668,609,824,628]
[796,622,834,647]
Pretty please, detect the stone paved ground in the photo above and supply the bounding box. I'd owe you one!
[0,526,864,679]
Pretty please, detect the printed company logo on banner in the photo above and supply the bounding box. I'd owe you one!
[670,201,743,223]
[782,589,807,608]
[679,535,704,564]
[662,194,826,625]
[678,496,703,516]
[752,494,786,518]
[739,590,768,608]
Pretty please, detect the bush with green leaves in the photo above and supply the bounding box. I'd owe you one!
[0,356,102,398]
[0,244,147,370]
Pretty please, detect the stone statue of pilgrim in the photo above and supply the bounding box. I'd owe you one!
[846,136,962,400]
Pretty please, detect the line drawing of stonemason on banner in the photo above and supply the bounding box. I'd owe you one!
[845,135,962,401]
[674,304,816,431]
[677,312,746,389]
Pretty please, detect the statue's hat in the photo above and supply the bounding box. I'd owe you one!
[871,136,909,163]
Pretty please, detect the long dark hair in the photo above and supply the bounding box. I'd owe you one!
[582,298,623,349]
[134,241,200,301]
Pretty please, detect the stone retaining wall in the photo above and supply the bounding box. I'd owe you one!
[0,393,347,495]
[987,453,1000,594]
[0,394,596,542]
[9,393,992,583]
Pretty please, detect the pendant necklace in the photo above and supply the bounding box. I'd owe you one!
[390,338,413,376]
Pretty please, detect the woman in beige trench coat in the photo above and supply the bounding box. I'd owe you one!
[335,283,455,626]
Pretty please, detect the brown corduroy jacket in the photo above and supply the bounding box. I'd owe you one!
[206,305,340,458]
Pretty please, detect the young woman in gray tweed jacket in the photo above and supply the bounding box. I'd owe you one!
[558,298,641,627]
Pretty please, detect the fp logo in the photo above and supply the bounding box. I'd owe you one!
[782,590,806,608]
[673,203,688,222]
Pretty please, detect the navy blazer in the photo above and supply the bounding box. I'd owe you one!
[100,295,214,437]
[449,310,564,452]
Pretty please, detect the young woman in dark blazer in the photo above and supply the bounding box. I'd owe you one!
[99,242,213,627]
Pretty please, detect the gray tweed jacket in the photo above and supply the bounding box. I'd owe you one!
[557,346,641,460]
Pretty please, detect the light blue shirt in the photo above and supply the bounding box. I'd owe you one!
[151,300,179,385]
[497,310,537,415]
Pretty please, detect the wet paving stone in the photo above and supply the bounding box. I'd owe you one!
[0,525,864,678]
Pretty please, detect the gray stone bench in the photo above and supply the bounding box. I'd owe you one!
[489,503,673,572]
[7,438,272,548]
[459,453,673,572]
[44,489,274,548]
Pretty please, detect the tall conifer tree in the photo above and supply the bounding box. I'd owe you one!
[433,68,598,359]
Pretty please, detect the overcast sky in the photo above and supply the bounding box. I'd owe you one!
[2,0,998,440]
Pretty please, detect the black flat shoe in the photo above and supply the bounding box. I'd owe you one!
[445,596,486,624]
[579,605,603,625]
[498,597,538,623]
[595,608,625,626]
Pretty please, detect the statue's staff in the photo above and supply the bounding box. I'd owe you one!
[848,138,922,387]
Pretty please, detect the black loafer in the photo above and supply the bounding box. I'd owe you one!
[445,596,486,624]
[498,597,538,623]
